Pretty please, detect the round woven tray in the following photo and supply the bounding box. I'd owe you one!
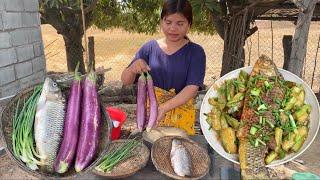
[93,139,150,178]
[0,84,112,179]
[151,136,210,180]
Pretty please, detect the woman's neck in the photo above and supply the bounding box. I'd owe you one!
[164,38,188,48]
[157,37,189,55]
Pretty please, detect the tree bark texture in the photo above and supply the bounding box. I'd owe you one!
[63,36,86,73]
[40,1,98,73]
[220,9,249,76]
[288,0,318,77]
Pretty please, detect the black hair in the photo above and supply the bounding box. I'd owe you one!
[160,0,193,25]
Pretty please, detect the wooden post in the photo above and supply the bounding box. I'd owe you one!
[80,0,89,69]
[88,36,95,70]
[311,35,320,89]
[282,35,293,70]
[288,0,318,77]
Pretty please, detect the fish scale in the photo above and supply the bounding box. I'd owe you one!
[238,56,285,179]
[35,78,66,172]
[170,139,192,177]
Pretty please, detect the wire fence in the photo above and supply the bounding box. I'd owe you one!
[43,21,320,93]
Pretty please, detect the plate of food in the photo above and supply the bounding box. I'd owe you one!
[200,55,320,176]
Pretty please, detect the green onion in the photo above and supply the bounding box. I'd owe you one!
[257,104,268,111]
[12,85,43,170]
[264,81,274,93]
[253,124,262,129]
[257,138,266,146]
[249,136,255,146]
[96,140,140,172]
[254,139,259,147]
[289,114,298,133]
[262,135,271,142]
[265,119,275,129]
[250,88,261,97]
[250,126,258,135]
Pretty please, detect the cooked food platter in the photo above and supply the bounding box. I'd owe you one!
[200,57,320,168]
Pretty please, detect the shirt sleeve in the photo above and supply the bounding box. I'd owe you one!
[127,41,152,83]
[128,41,151,67]
[186,46,206,89]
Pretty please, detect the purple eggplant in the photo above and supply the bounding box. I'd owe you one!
[54,63,82,173]
[74,70,101,172]
[136,74,147,131]
[146,72,158,132]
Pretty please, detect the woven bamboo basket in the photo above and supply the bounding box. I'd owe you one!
[93,139,150,178]
[151,136,210,180]
[0,84,112,179]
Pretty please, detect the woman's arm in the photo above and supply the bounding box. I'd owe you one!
[121,59,150,86]
[157,85,199,121]
[121,67,137,86]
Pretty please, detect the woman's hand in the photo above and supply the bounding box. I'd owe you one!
[155,85,198,123]
[128,59,151,74]
[121,59,150,85]
[157,104,168,123]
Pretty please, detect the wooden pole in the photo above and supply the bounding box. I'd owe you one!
[258,30,260,57]
[80,0,89,69]
[248,37,252,66]
[282,35,293,70]
[88,36,95,70]
[311,35,320,89]
[271,20,274,61]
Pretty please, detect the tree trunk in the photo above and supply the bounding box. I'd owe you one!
[63,35,86,74]
[211,14,225,40]
[221,46,246,76]
[282,35,293,70]
[288,0,317,77]
[220,9,249,76]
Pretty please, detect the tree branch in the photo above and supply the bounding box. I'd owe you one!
[226,0,235,13]
[40,7,67,35]
[84,0,99,14]
[220,0,228,16]
[247,26,258,38]
[211,14,226,40]
[292,0,308,11]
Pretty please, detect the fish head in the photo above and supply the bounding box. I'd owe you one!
[172,139,182,147]
[43,78,63,98]
[251,55,283,78]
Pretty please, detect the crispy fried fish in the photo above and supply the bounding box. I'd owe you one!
[238,55,285,179]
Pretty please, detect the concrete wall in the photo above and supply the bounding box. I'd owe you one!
[0,0,45,98]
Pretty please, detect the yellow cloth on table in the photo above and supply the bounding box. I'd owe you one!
[152,87,196,135]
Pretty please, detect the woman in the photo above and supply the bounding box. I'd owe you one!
[121,0,206,134]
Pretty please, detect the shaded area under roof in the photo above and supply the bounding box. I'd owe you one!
[251,1,320,21]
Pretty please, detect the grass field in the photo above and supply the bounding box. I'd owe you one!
[42,21,320,92]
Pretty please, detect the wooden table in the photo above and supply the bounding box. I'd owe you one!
[79,134,320,180]
[1,99,319,179]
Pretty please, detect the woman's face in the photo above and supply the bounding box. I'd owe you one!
[161,13,190,42]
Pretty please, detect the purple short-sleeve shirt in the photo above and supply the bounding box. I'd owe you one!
[131,40,206,93]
